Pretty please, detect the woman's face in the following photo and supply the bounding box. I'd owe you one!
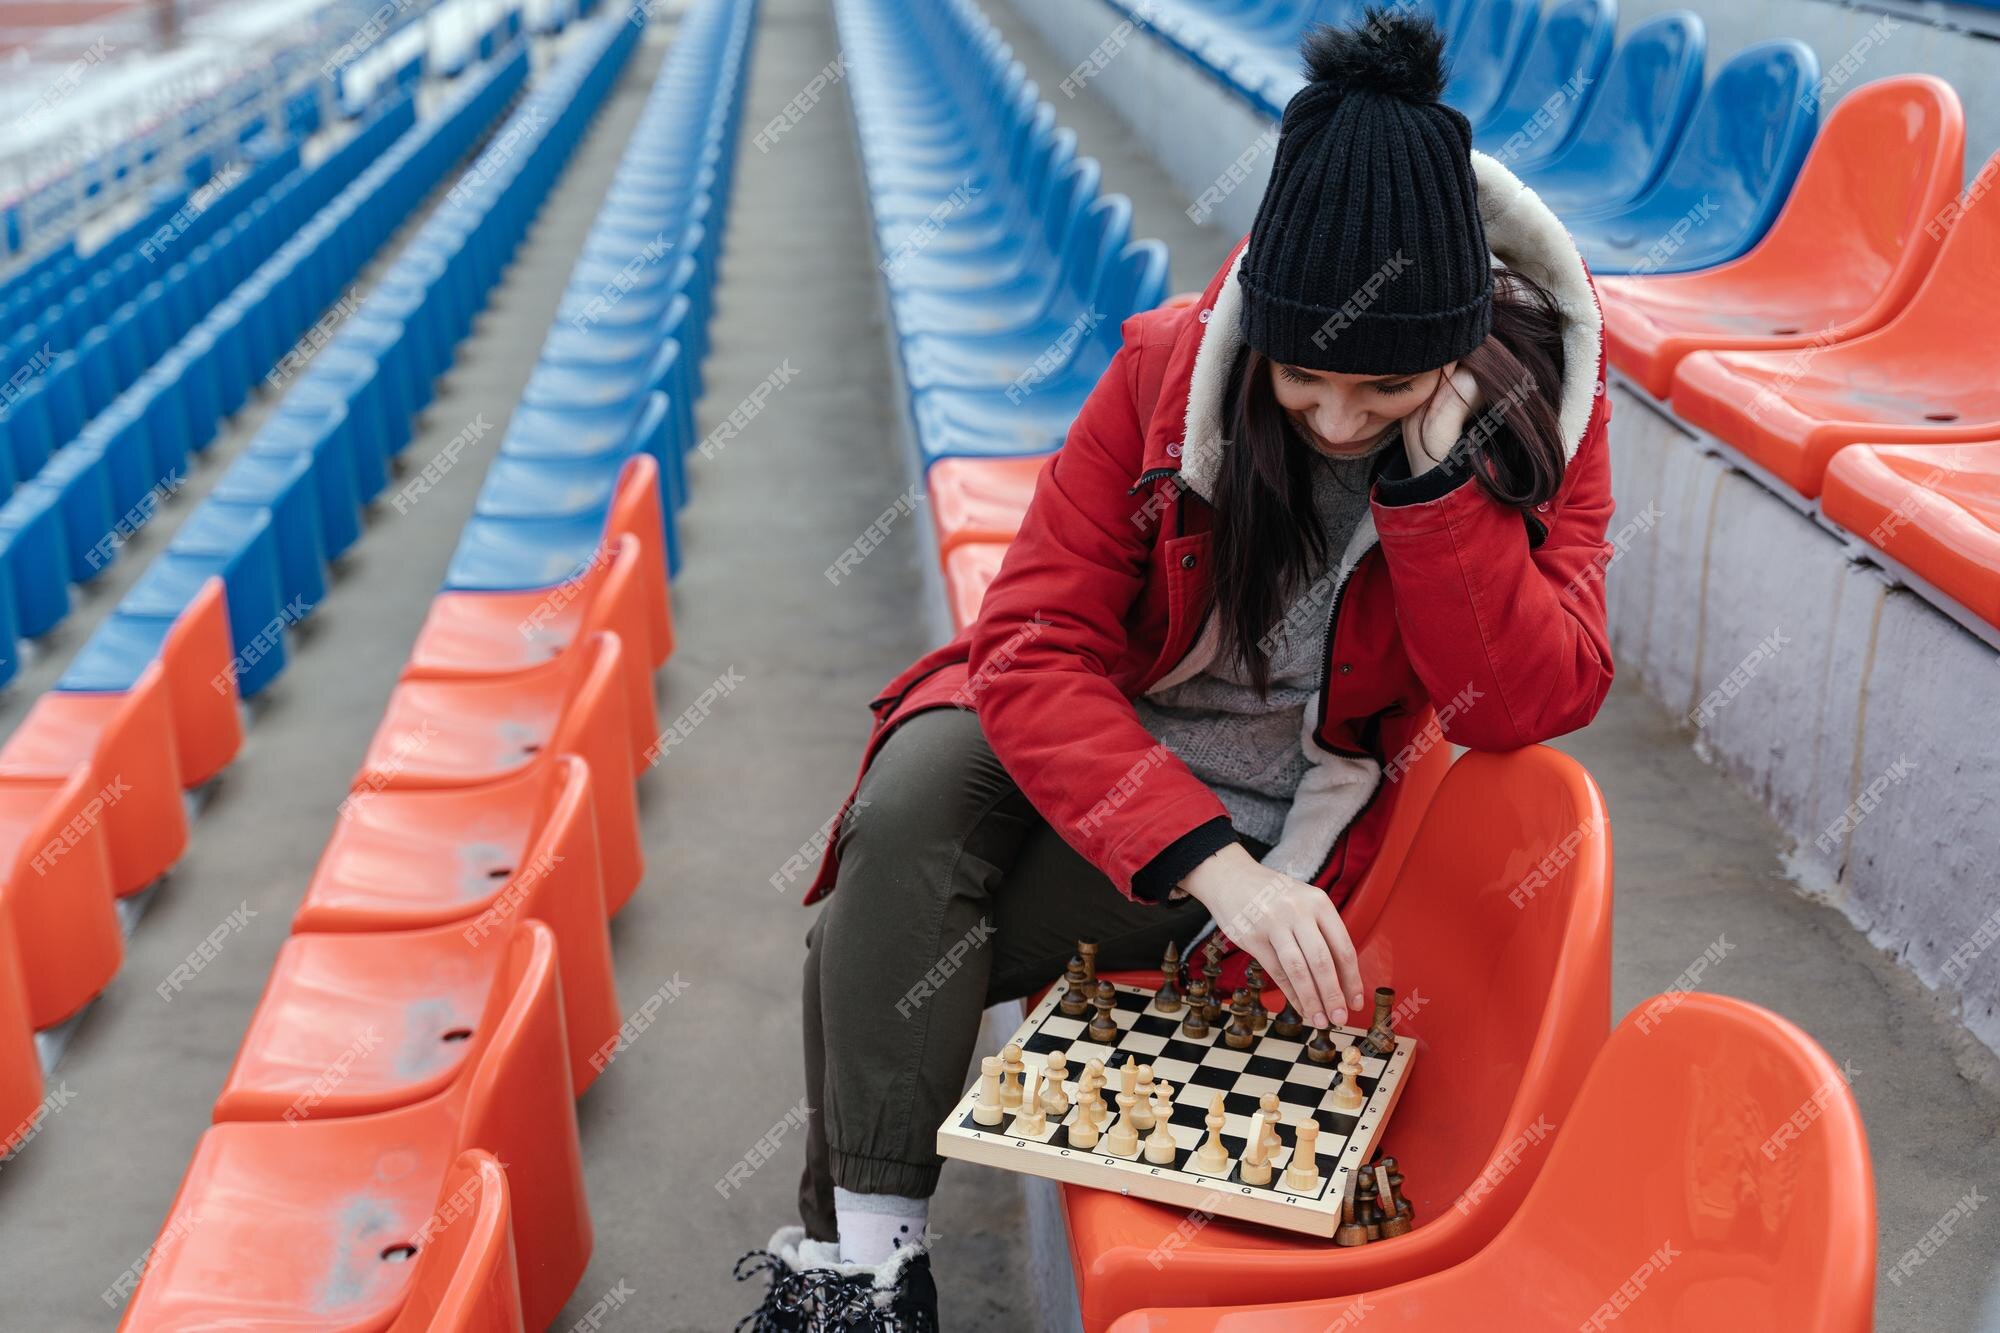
[1268,360,1448,460]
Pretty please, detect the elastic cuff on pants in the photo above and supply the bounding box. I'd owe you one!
[829,1148,943,1200]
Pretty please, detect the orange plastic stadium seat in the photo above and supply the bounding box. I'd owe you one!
[1822,439,2000,629]
[353,631,643,914]
[1598,75,1964,400]
[1060,747,1613,1330]
[0,660,188,896]
[0,769,123,1030]
[943,542,1009,632]
[0,907,45,1157]
[1668,146,2000,498]
[163,577,245,788]
[927,456,1045,556]
[263,757,619,1100]
[122,922,591,1332]
[407,535,660,768]
[386,1150,526,1333]
[609,454,674,667]
[1108,994,1875,1333]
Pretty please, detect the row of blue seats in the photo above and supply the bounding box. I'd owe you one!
[841,0,1169,470]
[4,142,302,364]
[2,38,328,261]
[0,102,413,500]
[443,0,758,597]
[55,21,646,709]
[0,139,308,469]
[1113,0,1821,276]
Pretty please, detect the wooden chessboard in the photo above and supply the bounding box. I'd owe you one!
[936,979,1416,1237]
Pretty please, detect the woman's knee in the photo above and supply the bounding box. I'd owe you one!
[835,710,1022,877]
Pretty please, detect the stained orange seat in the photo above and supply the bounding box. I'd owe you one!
[122,922,591,1332]
[385,1150,525,1333]
[942,541,1009,632]
[1822,439,2000,630]
[1669,146,2000,498]
[1060,746,1613,1329]
[0,768,122,1030]
[0,660,188,895]
[353,631,643,913]
[161,577,244,788]
[1109,994,1875,1333]
[258,757,618,1101]
[927,456,1045,556]
[408,536,660,769]
[1598,75,1964,399]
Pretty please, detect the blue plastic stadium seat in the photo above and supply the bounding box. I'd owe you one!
[210,451,328,615]
[34,451,117,583]
[0,484,72,637]
[1562,39,1819,275]
[1471,0,1614,167]
[1442,0,1537,127]
[127,513,285,697]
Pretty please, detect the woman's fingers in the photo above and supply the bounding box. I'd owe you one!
[1286,924,1341,1030]
[1267,934,1320,1029]
[1313,897,1366,1012]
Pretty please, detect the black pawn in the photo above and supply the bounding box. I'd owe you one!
[1223,988,1257,1050]
[1271,1000,1305,1040]
[1305,1027,1337,1065]
[1087,980,1119,1043]
[1180,979,1211,1039]
[1059,954,1091,1017]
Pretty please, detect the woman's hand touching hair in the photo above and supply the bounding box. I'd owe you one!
[1177,843,1365,1030]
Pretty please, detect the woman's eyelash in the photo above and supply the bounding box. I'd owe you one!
[1277,365,1317,384]
[1373,380,1415,396]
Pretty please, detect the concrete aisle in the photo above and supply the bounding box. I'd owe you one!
[552,2,1032,1327]
[0,27,676,1328]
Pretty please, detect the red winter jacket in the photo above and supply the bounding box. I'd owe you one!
[806,153,1615,920]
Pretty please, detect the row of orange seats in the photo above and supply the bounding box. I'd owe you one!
[121,456,670,1329]
[1595,74,2000,639]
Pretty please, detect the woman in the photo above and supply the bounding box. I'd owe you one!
[738,11,1614,1327]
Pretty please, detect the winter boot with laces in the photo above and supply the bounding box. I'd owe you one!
[734,1226,940,1332]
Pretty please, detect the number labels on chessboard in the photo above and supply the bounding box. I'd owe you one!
[935,978,1416,1237]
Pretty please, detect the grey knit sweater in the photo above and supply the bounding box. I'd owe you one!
[1133,453,1376,845]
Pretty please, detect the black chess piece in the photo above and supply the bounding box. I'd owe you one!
[1154,940,1183,1013]
[1200,938,1224,1023]
[1360,985,1398,1058]
[1078,940,1101,985]
[1356,1165,1383,1241]
[1375,1156,1414,1238]
[1305,1027,1337,1065]
[1059,953,1091,1017]
[1181,978,1212,1039]
[1243,960,1271,1032]
[1086,980,1119,1042]
[1223,988,1257,1050]
[1334,1172,1371,1246]
[1271,999,1305,1040]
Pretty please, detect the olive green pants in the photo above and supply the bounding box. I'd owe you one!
[797,708,1239,1241]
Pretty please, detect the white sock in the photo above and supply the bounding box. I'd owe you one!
[833,1187,929,1268]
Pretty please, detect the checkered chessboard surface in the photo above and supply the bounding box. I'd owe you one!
[936,979,1417,1237]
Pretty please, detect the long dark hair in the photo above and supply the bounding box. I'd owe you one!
[1211,264,1569,695]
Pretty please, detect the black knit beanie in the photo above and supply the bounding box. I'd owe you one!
[1238,10,1492,375]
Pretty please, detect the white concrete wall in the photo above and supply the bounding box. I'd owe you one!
[1606,383,2000,1056]
[1009,0,2000,1058]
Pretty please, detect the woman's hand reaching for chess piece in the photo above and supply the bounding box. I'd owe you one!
[1179,844,1365,1030]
